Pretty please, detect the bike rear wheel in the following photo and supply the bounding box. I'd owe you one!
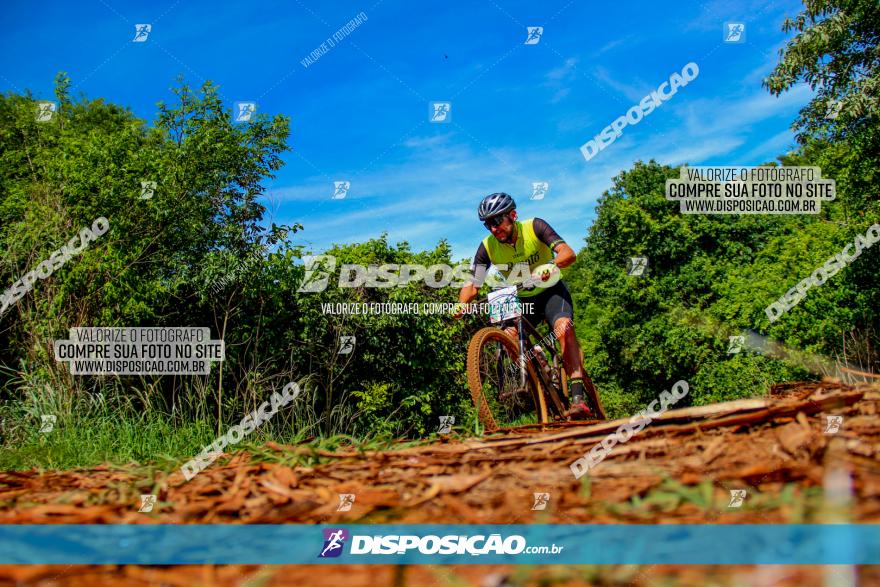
[466,327,548,432]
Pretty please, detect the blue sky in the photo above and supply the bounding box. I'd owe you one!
[1,0,813,262]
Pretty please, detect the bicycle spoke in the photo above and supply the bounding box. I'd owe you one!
[477,340,535,427]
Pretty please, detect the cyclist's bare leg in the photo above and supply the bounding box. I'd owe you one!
[554,318,584,382]
[554,317,600,420]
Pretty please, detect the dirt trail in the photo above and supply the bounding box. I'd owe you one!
[1,380,879,585]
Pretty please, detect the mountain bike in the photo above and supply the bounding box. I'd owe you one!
[465,284,606,432]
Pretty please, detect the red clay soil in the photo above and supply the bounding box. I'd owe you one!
[1,380,879,585]
[3,563,879,587]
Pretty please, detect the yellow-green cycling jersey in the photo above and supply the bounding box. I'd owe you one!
[472,218,565,298]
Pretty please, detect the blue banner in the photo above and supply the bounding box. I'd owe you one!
[1,524,877,565]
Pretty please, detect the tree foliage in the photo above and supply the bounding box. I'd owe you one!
[764,0,880,141]
[0,76,478,441]
[1,2,878,457]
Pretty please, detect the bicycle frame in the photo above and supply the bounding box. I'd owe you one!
[472,284,570,419]
[500,312,568,416]
[508,310,605,421]
[467,282,604,425]
[481,288,558,383]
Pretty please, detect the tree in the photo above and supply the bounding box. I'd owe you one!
[763,0,880,142]
[0,74,293,417]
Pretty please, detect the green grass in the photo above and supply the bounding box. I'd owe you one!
[0,384,455,472]
[0,412,214,471]
[0,408,444,472]
[591,477,827,523]
[0,371,445,472]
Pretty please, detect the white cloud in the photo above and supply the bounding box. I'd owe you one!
[546,58,578,81]
[675,83,811,139]
[589,35,636,58]
[737,128,797,163]
[680,0,792,33]
[272,75,815,259]
[403,133,454,149]
[590,65,647,103]
[742,41,789,87]
[553,112,595,134]
[544,58,577,104]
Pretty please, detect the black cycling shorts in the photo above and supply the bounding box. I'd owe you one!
[518,280,574,330]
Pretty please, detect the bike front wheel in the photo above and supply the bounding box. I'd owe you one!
[466,327,548,432]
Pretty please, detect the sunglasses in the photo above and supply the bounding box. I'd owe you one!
[483,215,508,229]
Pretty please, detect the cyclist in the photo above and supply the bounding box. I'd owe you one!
[453,192,599,420]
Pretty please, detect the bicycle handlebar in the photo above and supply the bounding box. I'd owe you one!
[454,264,559,318]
